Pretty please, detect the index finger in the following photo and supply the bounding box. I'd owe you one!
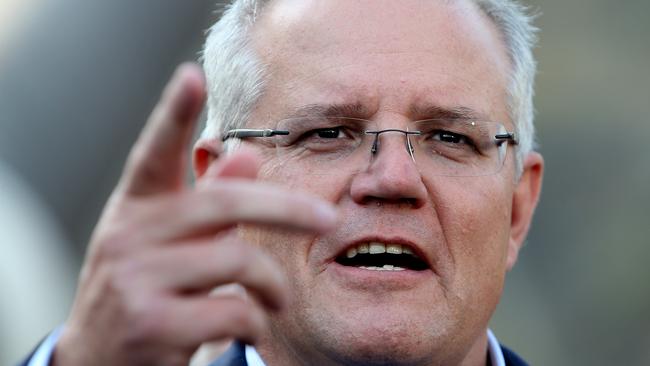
[135,181,339,242]
[119,63,206,197]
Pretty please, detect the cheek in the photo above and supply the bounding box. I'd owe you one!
[239,163,345,279]
[259,159,349,202]
[431,176,512,275]
[428,177,513,324]
[238,224,314,286]
[250,172,343,273]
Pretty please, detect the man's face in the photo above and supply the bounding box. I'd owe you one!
[241,0,519,364]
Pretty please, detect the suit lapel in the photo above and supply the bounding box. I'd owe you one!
[501,344,529,366]
[208,342,248,366]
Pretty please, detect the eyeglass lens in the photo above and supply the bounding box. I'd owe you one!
[252,117,510,177]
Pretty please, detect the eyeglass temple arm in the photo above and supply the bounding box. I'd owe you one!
[495,132,518,145]
[222,128,290,142]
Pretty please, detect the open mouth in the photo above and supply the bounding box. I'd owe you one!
[335,242,429,271]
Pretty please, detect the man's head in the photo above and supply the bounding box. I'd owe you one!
[200,0,538,176]
[194,0,543,364]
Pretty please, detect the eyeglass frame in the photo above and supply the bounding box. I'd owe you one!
[220,118,518,177]
[221,123,518,156]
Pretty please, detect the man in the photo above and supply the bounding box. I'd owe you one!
[23,0,543,365]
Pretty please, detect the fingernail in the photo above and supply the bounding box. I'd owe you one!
[315,202,338,229]
[171,64,191,88]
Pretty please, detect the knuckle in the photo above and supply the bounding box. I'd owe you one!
[206,186,237,216]
[85,260,166,345]
[90,203,155,265]
[94,231,130,261]
[91,213,141,263]
[134,155,167,189]
[97,259,142,301]
[229,302,256,329]
[223,244,254,279]
[123,294,166,344]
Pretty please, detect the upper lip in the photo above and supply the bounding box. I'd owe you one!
[328,235,433,269]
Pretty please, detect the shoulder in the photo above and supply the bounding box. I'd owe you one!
[501,344,530,366]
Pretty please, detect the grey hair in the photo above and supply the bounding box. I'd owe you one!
[201,0,270,143]
[201,0,538,175]
[475,0,539,175]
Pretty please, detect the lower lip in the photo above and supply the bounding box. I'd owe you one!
[327,261,434,291]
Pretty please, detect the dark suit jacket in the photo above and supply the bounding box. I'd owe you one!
[208,342,529,366]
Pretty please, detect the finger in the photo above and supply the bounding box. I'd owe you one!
[141,239,288,311]
[198,150,260,183]
[137,181,338,241]
[120,63,206,197]
[160,296,267,346]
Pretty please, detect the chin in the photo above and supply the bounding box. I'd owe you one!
[278,301,460,366]
[329,328,437,366]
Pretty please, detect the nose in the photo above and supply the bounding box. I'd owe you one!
[350,131,427,208]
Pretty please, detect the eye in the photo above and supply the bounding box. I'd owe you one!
[433,130,472,145]
[284,127,346,146]
[299,126,357,143]
[287,125,361,153]
[313,127,343,139]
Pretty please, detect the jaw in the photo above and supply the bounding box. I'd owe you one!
[248,225,507,366]
[255,258,463,365]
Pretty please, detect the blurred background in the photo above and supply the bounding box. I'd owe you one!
[0,0,648,364]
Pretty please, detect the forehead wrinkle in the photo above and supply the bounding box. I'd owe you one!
[275,59,374,91]
[409,104,490,121]
[253,0,511,128]
[287,103,374,119]
[276,51,478,88]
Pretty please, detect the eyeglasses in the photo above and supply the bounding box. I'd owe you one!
[222,117,517,177]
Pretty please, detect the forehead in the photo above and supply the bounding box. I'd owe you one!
[251,0,511,124]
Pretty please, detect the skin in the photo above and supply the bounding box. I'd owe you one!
[53,65,337,366]
[196,0,543,365]
[53,1,542,365]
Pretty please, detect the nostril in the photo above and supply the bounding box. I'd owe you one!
[349,147,428,207]
[401,197,418,207]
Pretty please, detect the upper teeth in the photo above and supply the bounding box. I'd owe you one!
[346,242,415,258]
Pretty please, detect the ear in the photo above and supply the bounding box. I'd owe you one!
[193,139,260,183]
[506,152,544,270]
[192,137,222,179]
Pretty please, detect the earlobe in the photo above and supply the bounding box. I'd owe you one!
[506,152,544,270]
[192,138,222,179]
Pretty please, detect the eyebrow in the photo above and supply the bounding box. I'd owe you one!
[286,103,372,119]
[409,105,489,121]
[284,103,488,121]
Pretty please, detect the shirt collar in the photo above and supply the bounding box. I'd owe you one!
[487,328,506,366]
[245,329,505,366]
[244,344,267,366]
